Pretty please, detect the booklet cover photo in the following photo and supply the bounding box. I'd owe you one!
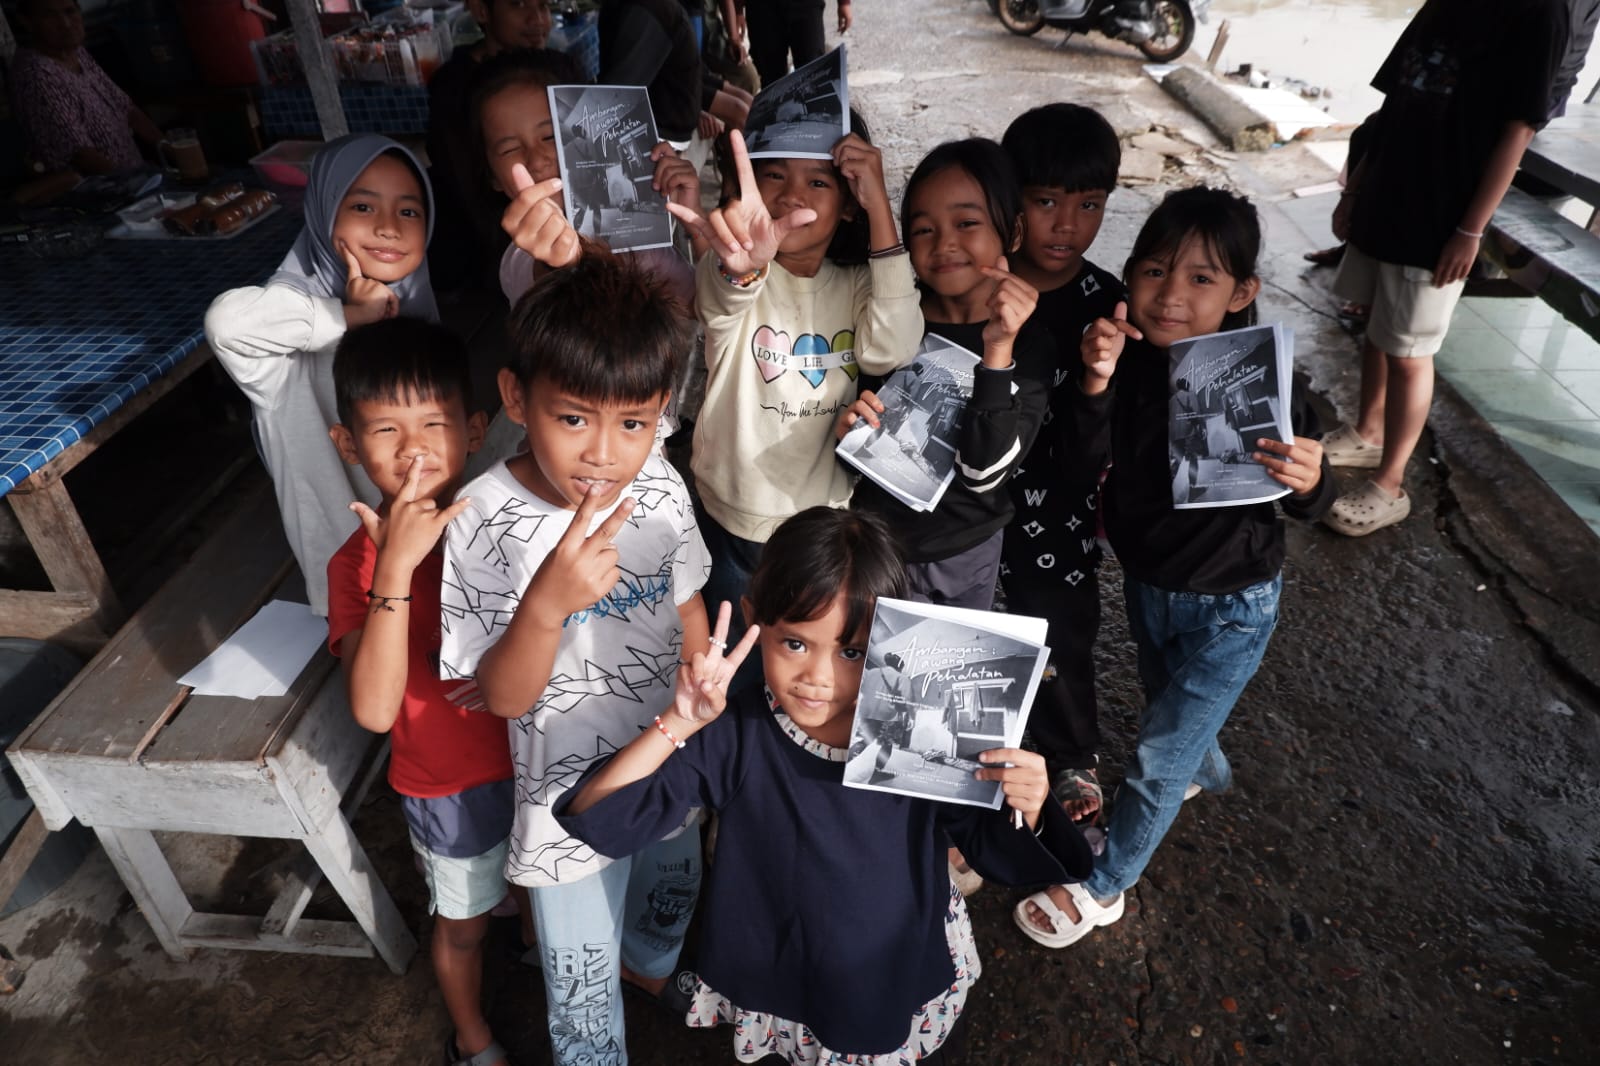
[1167,323,1296,509]
[548,84,673,253]
[843,598,1049,809]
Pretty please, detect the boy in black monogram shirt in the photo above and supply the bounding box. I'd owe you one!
[999,103,1126,824]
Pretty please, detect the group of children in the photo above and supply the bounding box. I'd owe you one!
[202,51,1334,1065]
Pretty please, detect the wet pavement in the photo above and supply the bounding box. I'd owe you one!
[4,0,1600,1063]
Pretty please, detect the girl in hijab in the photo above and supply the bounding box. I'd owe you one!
[205,134,437,616]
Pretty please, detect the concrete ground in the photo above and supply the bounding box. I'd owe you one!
[4,1,1600,1063]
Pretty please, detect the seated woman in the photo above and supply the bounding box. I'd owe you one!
[8,0,162,175]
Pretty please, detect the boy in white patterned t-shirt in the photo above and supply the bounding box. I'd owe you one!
[439,253,711,1066]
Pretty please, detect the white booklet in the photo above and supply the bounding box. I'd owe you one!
[835,334,978,512]
[843,598,1050,809]
[548,84,674,252]
[1167,323,1295,509]
[743,45,850,159]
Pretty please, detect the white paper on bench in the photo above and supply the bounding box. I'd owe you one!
[177,599,325,699]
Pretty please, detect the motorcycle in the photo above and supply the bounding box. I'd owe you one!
[994,0,1209,63]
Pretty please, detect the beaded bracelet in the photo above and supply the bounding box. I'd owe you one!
[719,262,765,287]
[366,589,413,613]
[653,715,687,750]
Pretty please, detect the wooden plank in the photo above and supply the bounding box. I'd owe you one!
[0,589,105,648]
[5,478,123,625]
[14,754,301,835]
[95,827,194,961]
[8,345,214,492]
[259,857,320,938]
[0,810,49,911]
[1485,186,1600,343]
[267,671,375,834]
[13,482,291,761]
[182,913,375,958]
[301,810,417,974]
[285,0,348,139]
[3,749,76,830]
[147,648,335,768]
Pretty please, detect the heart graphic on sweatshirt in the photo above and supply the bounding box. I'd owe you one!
[833,330,858,380]
[751,326,791,383]
[794,333,831,388]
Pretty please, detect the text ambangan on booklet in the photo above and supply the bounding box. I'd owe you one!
[843,598,1050,809]
[1167,323,1296,509]
[548,84,674,253]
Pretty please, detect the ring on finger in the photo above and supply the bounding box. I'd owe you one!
[708,637,727,650]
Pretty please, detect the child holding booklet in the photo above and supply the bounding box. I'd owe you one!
[838,138,1052,611]
[1013,186,1335,950]
[556,507,1093,1064]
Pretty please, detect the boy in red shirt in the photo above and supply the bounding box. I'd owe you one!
[325,318,511,1066]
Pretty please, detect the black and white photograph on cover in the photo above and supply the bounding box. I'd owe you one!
[548,84,673,252]
[1167,323,1296,509]
[843,598,1049,809]
[743,45,850,160]
[835,334,980,512]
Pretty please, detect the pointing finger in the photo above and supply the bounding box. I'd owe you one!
[710,600,734,649]
[723,623,761,673]
[400,452,424,502]
[1113,300,1128,322]
[589,494,636,549]
[510,162,537,194]
[562,479,611,546]
[729,129,758,201]
[339,240,364,281]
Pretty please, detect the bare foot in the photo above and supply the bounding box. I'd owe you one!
[1020,885,1081,935]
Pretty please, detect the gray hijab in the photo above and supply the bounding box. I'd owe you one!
[268,133,439,321]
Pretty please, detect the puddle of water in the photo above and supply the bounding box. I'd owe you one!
[1201,0,1600,125]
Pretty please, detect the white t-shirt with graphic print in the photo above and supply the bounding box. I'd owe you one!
[439,455,710,887]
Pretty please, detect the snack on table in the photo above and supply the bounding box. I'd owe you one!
[201,189,278,235]
[198,182,246,210]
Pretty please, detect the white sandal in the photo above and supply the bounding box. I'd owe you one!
[1321,424,1383,469]
[1325,480,1410,537]
[1011,883,1125,949]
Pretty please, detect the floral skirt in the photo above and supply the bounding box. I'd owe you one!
[685,883,981,1064]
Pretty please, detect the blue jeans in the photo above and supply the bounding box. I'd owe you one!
[1083,574,1281,900]
[529,828,702,1065]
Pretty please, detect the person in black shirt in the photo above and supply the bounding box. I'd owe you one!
[1322,0,1569,536]
[999,103,1126,823]
[1014,188,1333,951]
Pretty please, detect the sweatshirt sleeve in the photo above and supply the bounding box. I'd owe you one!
[851,253,924,376]
[955,324,1053,493]
[694,252,766,372]
[1068,374,1115,478]
[204,284,347,410]
[938,798,1094,888]
[1281,381,1337,522]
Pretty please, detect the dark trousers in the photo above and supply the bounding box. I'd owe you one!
[1000,470,1103,770]
[745,0,827,87]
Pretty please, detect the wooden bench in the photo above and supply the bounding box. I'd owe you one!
[1484,185,1600,343]
[4,482,416,974]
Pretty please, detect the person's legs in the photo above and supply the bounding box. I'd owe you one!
[902,531,1004,611]
[1372,354,1434,498]
[785,0,827,67]
[619,826,703,994]
[1352,338,1390,447]
[529,861,632,1065]
[744,0,790,85]
[413,835,512,1064]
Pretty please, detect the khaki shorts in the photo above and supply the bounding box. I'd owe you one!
[1334,243,1466,358]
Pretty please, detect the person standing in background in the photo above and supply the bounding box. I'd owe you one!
[742,0,851,87]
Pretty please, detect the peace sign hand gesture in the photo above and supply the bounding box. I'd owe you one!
[338,240,399,327]
[665,129,816,277]
[352,454,473,582]
[670,601,761,725]
[524,483,636,630]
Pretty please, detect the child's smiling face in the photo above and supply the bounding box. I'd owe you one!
[481,81,563,205]
[330,154,427,284]
[756,158,851,259]
[331,390,484,507]
[904,165,1008,302]
[755,594,869,748]
[1019,185,1108,283]
[1125,233,1259,349]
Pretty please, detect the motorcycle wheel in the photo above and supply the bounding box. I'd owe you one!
[1138,0,1195,61]
[996,0,1047,37]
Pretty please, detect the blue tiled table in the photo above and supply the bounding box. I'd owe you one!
[0,208,300,645]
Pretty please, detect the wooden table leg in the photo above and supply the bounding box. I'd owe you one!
[94,827,193,962]
[6,476,124,632]
[300,812,417,975]
[0,809,49,912]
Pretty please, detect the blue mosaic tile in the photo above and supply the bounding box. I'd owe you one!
[0,209,301,495]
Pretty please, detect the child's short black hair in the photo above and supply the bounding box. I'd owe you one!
[506,250,689,403]
[333,318,472,426]
[901,138,1022,252]
[824,108,875,266]
[1126,185,1262,330]
[469,47,585,178]
[747,507,907,643]
[1001,103,1120,194]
